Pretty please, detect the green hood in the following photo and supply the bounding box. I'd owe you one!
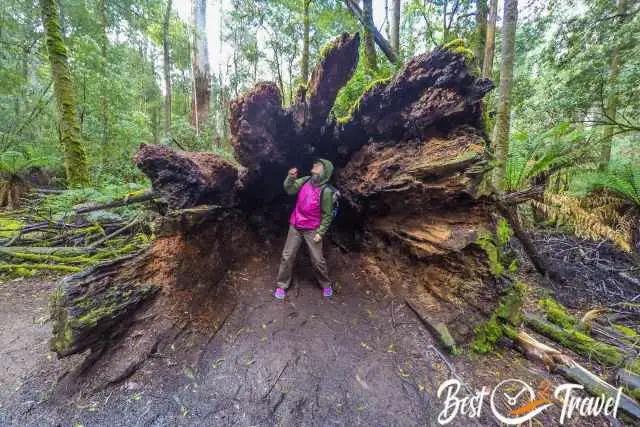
[313,158,334,186]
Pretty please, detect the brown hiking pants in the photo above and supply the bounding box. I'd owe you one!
[276,225,331,290]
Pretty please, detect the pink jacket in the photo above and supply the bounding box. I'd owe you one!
[290,181,322,230]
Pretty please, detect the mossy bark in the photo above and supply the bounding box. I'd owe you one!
[98,0,109,159]
[481,0,498,79]
[362,0,378,71]
[40,0,89,187]
[491,0,517,189]
[524,312,640,375]
[300,0,311,83]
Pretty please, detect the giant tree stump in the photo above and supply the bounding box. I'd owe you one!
[50,33,503,389]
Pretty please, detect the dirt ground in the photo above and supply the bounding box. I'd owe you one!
[0,237,636,426]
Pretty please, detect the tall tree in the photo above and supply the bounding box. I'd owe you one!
[300,0,311,83]
[391,0,400,56]
[39,0,89,186]
[98,0,109,158]
[163,0,172,137]
[475,0,488,69]
[492,0,518,188]
[362,0,378,71]
[599,0,627,171]
[482,0,498,79]
[191,0,210,135]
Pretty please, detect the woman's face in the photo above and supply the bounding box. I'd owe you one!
[311,162,324,177]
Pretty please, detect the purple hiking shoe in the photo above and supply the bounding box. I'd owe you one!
[274,287,286,300]
[322,287,333,298]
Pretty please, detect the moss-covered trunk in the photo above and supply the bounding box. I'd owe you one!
[40,0,89,187]
[491,0,517,188]
[362,0,378,71]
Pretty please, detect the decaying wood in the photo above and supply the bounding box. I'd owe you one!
[512,329,640,419]
[50,251,159,357]
[523,312,639,375]
[48,33,562,391]
[134,144,238,209]
[406,299,457,352]
[495,198,565,284]
[73,190,155,214]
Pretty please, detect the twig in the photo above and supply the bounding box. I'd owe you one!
[262,360,289,399]
[88,219,139,249]
[428,344,472,395]
[73,191,155,214]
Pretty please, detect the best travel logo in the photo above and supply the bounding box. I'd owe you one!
[436,378,623,425]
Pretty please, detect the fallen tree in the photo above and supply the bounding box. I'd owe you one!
[50,33,513,390]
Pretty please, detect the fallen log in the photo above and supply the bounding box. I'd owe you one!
[73,190,155,214]
[0,246,96,256]
[523,312,640,375]
[512,330,640,419]
[49,35,545,391]
[406,299,458,354]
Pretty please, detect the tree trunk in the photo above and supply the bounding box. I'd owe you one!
[491,0,517,189]
[362,0,378,71]
[50,34,507,390]
[391,0,401,57]
[163,0,172,137]
[474,0,487,70]
[481,0,497,79]
[98,0,109,161]
[343,0,398,64]
[300,0,311,84]
[599,0,626,171]
[191,0,210,134]
[40,0,89,187]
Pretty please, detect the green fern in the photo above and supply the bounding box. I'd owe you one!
[575,164,640,207]
[504,124,592,191]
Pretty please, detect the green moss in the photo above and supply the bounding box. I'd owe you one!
[496,280,527,325]
[539,298,578,329]
[442,39,481,76]
[336,76,392,125]
[475,218,518,277]
[524,314,640,375]
[613,324,638,338]
[471,314,503,353]
[0,262,82,273]
[74,305,114,327]
[50,285,73,354]
[475,232,504,276]
[41,0,90,186]
[443,39,474,64]
[51,321,73,353]
[627,387,640,401]
[7,251,96,265]
[319,37,340,60]
[0,218,25,238]
[472,281,527,353]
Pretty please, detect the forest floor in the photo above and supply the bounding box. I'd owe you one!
[0,231,636,426]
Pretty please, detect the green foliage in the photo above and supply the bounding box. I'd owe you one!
[332,45,396,121]
[38,182,149,220]
[475,218,518,277]
[0,151,49,176]
[472,280,527,353]
[572,162,640,208]
[442,38,477,74]
[538,298,578,329]
[504,123,592,192]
